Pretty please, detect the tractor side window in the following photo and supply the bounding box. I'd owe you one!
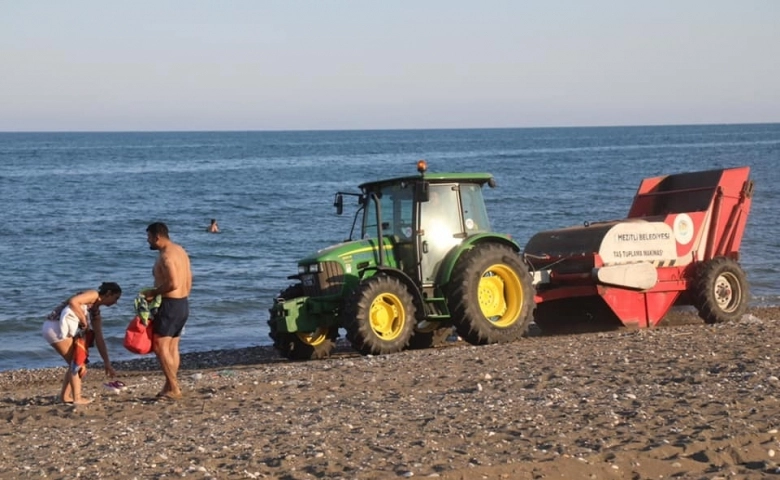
[461,184,491,233]
[362,184,414,240]
[363,197,379,239]
[389,184,414,239]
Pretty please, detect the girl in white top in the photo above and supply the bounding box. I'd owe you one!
[41,282,122,405]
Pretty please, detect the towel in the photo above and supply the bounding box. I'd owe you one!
[71,328,95,378]
[134,290,162,326]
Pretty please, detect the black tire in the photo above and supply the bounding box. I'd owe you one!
[344,275,416,355]
[407,323,453,350]
[693,257,749,324]
[447,243,535,345]
[268,284,337,360]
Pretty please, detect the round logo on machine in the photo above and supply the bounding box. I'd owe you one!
[673,213,694,245]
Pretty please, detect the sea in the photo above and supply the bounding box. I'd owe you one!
[1,124,778,372]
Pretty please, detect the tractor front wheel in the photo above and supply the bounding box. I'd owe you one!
[447,243,535,345]
[344,275,416,355]
[693,257,749,324]
[268,284,337,360]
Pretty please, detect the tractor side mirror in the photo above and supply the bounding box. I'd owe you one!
[334,194,343,215]
[416,181,430,202]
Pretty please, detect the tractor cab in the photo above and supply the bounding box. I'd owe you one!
[336,160,495,287]
[270,161,535,360]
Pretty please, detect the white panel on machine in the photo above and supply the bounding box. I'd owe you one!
[594,263,658,290]
[599,221,677,265]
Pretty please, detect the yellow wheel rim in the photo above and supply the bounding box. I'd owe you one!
[369,293,406,340]
[296,327,330,346]
[478,264,523,327]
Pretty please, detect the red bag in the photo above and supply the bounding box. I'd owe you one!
[124,316,154,355]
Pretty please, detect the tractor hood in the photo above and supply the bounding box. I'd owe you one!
[297,237,398,275]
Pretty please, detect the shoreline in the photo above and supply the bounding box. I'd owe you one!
[5,301,778,375]
[1,306,779,479]
[2,305,773,379]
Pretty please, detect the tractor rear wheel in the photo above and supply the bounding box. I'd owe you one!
[447,243,535,345]
[344,275,416,355]
[268,284,337,360]
[693,257,749,324]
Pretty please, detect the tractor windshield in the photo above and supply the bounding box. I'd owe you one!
[362,182,415,240]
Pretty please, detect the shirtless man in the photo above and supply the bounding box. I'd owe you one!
[145,222,192,400]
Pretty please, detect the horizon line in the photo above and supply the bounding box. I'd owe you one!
[2,121,779,135]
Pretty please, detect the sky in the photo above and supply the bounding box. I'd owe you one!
[1,1,779,132]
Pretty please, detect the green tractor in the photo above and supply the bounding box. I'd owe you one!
[268,161,536,360]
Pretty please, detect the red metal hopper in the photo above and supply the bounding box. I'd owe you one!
[524,166,754,331]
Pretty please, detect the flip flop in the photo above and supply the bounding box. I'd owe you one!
[103,384,120,394]
[103,381,127,394]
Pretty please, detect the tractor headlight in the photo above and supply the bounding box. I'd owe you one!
[298,263,322,274]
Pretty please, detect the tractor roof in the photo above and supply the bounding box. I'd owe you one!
[359,172,495,191]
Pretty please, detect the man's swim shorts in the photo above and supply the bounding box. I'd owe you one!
[153,297,189,338]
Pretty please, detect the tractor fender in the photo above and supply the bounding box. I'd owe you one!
[363,265,426,317]
[436,234,523,287]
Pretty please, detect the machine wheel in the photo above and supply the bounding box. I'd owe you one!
[447,243,535,345]
[268,284,337,360]
[693,257,749,324]
[344,275,416,355]
[407,322,453,350]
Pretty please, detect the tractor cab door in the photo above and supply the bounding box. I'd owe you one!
[362,182,416,273]
[419,184,463,284]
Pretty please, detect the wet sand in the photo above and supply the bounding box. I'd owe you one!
[1,307,779,479]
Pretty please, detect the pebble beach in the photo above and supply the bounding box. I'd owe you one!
[1,307,779,479]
